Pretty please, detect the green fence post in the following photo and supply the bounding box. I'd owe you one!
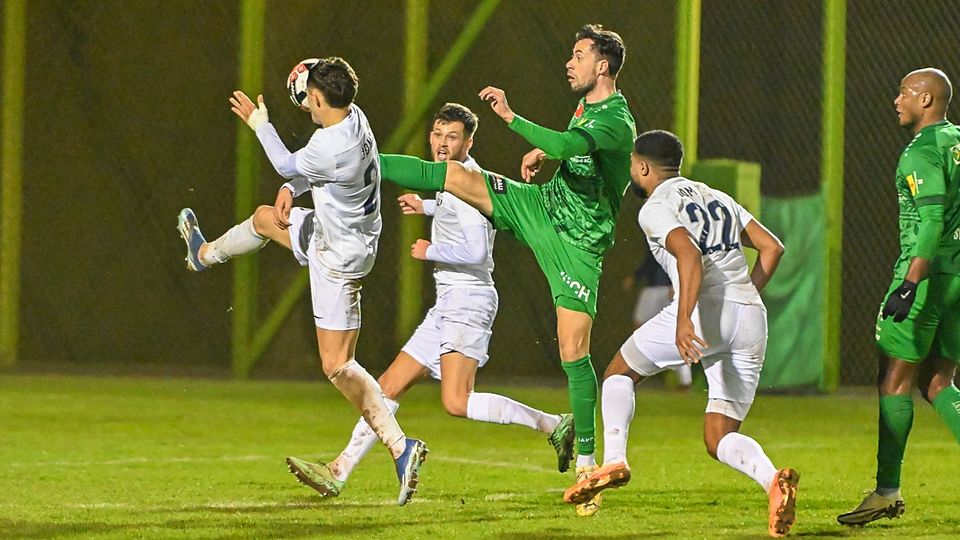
[396,0,429,348]
[674,0,701,174]
[821,0,845,392]
[1,0,26,369]
[232,0,266,378]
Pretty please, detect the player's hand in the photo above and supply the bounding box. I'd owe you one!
[398,194,424,215]
[411,239,431,260]
[230,91,269,130]
[520,148,546,182]
[478,86,515,124]
[882,279,918,323]
[273,187,293,229]
[676,317,707,365]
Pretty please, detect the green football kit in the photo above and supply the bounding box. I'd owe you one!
[377,91,635,458]
[876,120,960,362]
[485,91,636,317]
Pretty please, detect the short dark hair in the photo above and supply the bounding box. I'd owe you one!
[433,103,478,138]
[307,57,358,108]
[633,130,684,169]
[575,24,626,77]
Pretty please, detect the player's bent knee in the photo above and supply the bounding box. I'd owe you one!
[440,391,468,417]
[252,205,275,235]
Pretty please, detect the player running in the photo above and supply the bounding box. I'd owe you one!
[377,24,635,516]
[285,103,575,498]
[838,68,960,527]
[563,130,798,537]
[176,57,427,505]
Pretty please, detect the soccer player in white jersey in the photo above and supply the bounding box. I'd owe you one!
[285,103,576,498]
[562,130,799,537]
[175,57,427,505]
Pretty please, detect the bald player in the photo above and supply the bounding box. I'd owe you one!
[838,68,960,526]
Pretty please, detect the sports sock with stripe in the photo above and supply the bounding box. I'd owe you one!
[562,355,598,456]
[932,384,960,443]
[202,216,267,266]
[876,394,914,489]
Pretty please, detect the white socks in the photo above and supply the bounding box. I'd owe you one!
[329,397,400,482]
[601,375,635,464]
[675,364,693,386]
[328,360,406,459]
[716,432,777,490]
[466,392,561,434]
[200,216,267,266]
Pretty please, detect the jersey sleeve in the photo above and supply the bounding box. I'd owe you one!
[571,109,630,152]
[508,115,590,160]
[903,144,946,206]
[294,131,337,183]
[638,199,686,246]
[732,200,755,231]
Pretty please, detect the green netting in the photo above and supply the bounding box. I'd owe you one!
[758,195,825,391]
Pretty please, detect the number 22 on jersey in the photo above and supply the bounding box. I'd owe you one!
[683,200,739,254]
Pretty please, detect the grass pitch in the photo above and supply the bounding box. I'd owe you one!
[1,374,958,539]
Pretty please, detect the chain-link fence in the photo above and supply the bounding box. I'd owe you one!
[5,0,960,386]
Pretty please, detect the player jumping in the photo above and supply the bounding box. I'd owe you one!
[377,24,636,516]
[176,57,427,505]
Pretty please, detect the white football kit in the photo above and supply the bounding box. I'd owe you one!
[255,104,381,330]
[622,176,766,420]
[400,157,499,376]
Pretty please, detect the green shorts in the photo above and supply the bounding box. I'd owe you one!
[875,272,960,362]
[483,172,603,318]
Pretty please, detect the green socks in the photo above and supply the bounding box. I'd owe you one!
[379,154,447,191]
[561,355,598,456]
[932,384,960,444]
[876,394,914,489]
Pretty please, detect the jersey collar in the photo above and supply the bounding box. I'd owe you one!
[650,175,684,196]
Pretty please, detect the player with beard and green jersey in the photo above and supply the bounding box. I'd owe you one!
[839,68,960,527]
[378,24,635,516]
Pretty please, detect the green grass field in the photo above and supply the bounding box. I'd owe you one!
[1,374,957,539]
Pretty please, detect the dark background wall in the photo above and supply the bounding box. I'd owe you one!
[4,0,960,384]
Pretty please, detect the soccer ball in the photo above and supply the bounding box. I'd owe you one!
[287,58,319,110]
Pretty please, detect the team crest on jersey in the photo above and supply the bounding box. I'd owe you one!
[488,173,506,194]
[952,143,960,165]
[574,101,585,119]
[906,172,922,196]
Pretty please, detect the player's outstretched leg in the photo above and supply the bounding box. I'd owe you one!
[177,207,270,271]
[177,208,209,271]
[286,456,345,498]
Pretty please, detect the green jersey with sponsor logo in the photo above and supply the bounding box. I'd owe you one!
[540,92,636,256]
[894,119,960,276]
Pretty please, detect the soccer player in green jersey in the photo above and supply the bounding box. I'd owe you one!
[378,24,636,516]
[838,68,960,526]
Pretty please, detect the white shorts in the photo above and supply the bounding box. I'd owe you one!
[620,297,767,420]
[289,207,362,330]
[633,285,673,325]
[401,286,498,379]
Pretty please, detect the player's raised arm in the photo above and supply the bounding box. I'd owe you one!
[664,226,707,364]
[230,90,301,179]
[740,219,785,293]
[478,86,591,161]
